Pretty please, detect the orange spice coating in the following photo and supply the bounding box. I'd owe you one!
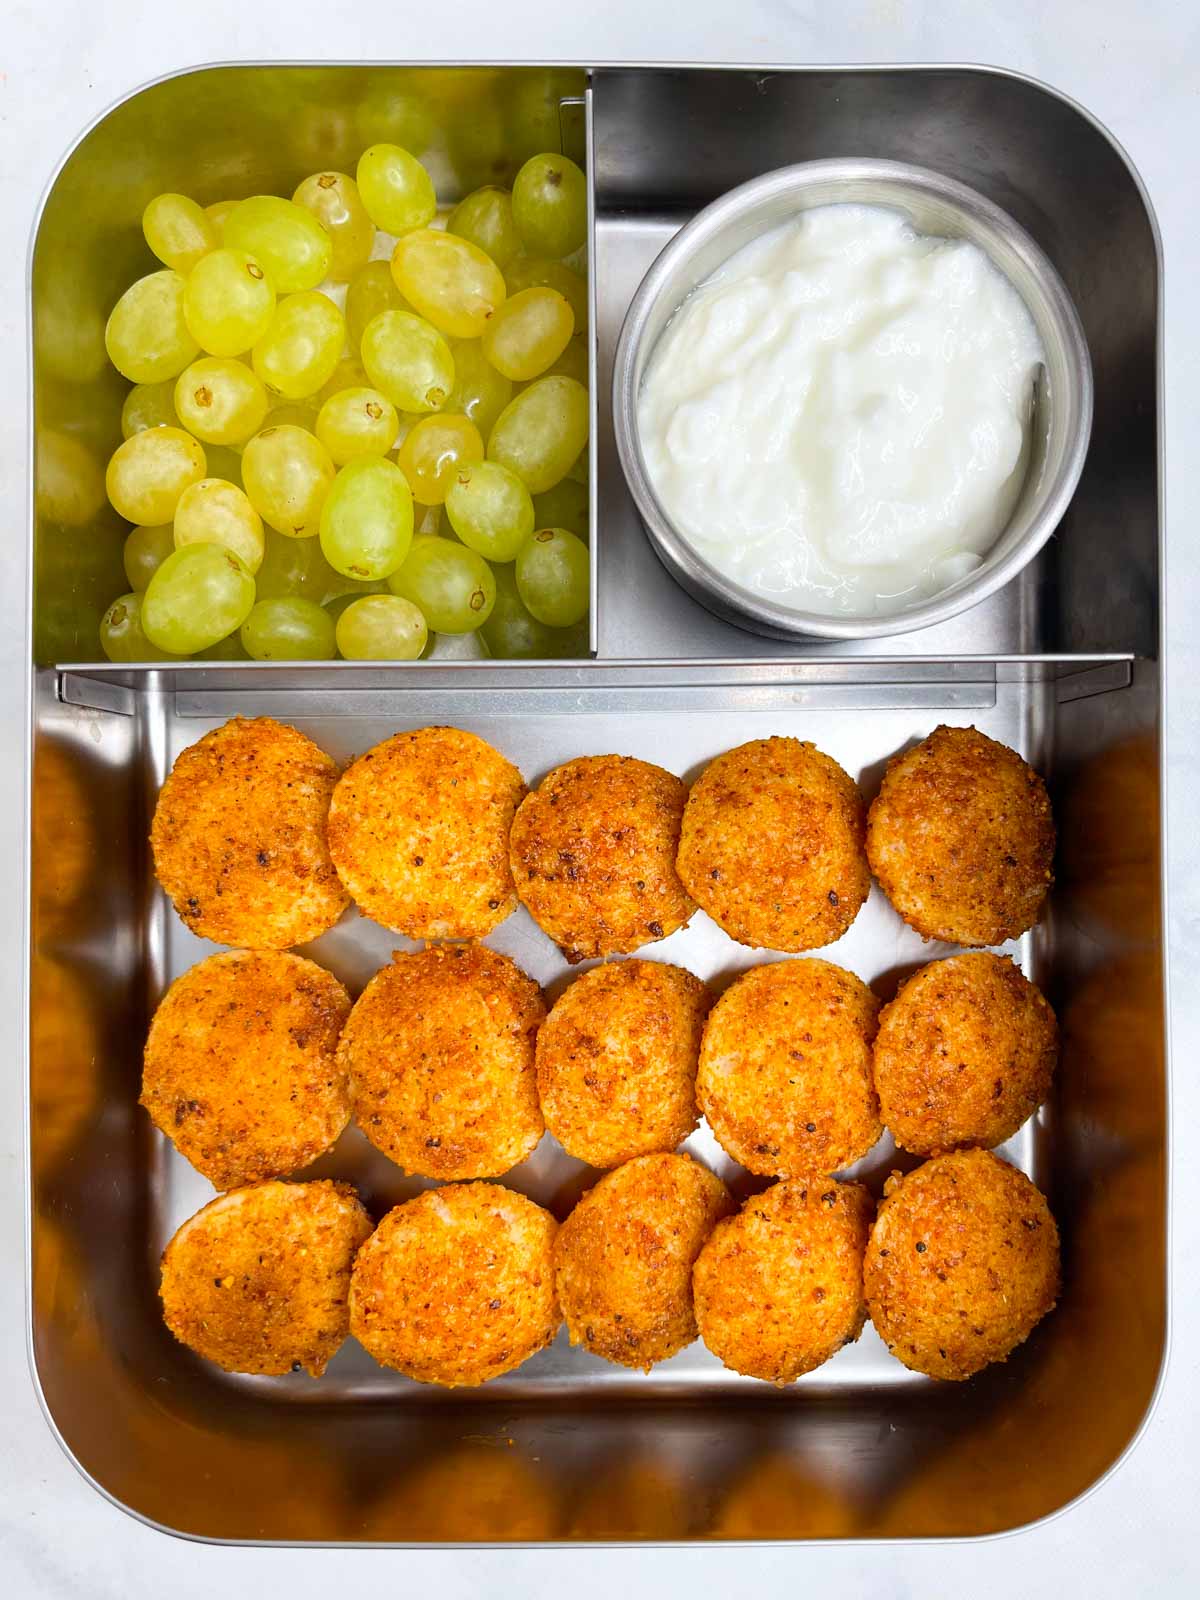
[348,1182,560,1386]
[509,755,695,963]
[676,736,870,953]
[327,725,525,940]
[536,959,710,1167]
[159,1179,372,1376]
[697,958,881,1178]
[874,953,1057,1155]
[141,949,352,1189]
[866,725,1055,946]
[552,1152,734,1371]
[863,1148,1060,1380]
[340,944,545,1180]
[151,716,349,948]
[693,1177,874,1384]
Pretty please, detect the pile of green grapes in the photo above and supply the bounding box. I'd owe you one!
[100,141,591,661]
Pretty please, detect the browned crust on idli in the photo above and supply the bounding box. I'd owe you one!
[874,953,1057,1155]
[141,949,352,1189]
[348,1182,559,1386]
[553,1153,733,1370]
[693,1177,873,1384]
[863,1148,1060,1380]
[327,725,525,940]
[536,959,709,1167]
[151,716,348,949]
[697,958,881,1177]
[866,725,1055,946]
[160,1179,371,1376]
[510,755,694,963]
[340,943,545,1180]
[677,737,869,953]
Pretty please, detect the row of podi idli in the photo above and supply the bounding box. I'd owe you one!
[149,716,1056,959]
[159,1147,1060,1388]
[141,939,1057,1190]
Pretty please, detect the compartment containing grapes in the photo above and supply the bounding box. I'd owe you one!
[33,66,594,664]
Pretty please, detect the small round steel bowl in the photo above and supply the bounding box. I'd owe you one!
[612,158,1093,642]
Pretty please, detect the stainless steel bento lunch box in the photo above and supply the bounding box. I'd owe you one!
[26,63,1166,1545]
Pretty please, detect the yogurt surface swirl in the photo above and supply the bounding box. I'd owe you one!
[638,203,1046,617]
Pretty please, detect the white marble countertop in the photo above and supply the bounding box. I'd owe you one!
[3,2,1197,1594]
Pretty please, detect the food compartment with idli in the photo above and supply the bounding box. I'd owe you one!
[27,63,1164,1545]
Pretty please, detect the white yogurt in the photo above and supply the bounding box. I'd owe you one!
[638,203,1046,617]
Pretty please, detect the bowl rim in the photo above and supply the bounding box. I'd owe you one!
[611,156,1094,642]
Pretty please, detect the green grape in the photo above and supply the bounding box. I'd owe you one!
[503,69,586,167]
[252,291,345,400]
[184,249,276,357]
[174,356,269,445]
[515,526,589,626]
[391,229,507,339]
[225,195,332,293]
[105,270,199,383]
[100,591,176,662]
[487,375,588,493]
[396,413,484,505]
[256,528,338,600]
[142,543,256,654]
[292,171,375,281]
[512,153,588,259]
[143,193,217,274]
[448,106,514,192]
[360,309,454,413]
[539,330,589,386]
[314,355,370,406]
[256,528,385,604]
[445,460,533,562]
[240,596,336,660]
[121,380,179,438]
[354,77,437,156]
[345,259,409,350]
[203,443,245,488]
[196,630,250,661]
[242,424,335,537]
[335,594,427,660]
[356,144,436,235]
[263,399,317,431]
[482,287,573,381]
[388,534,495,632]
[533,478,589,538]
[447,186,519,271]
[123,523,175,590]
[106,426,206,524]
[445,339,513,439]
[480,562,559,659]
[316,386,399,463]
[566,446,589,484]
[324,589,382,627]
[504,256,588,329]
[205,199,238,240]
[319,456,414,580]
[174,478,265,573]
